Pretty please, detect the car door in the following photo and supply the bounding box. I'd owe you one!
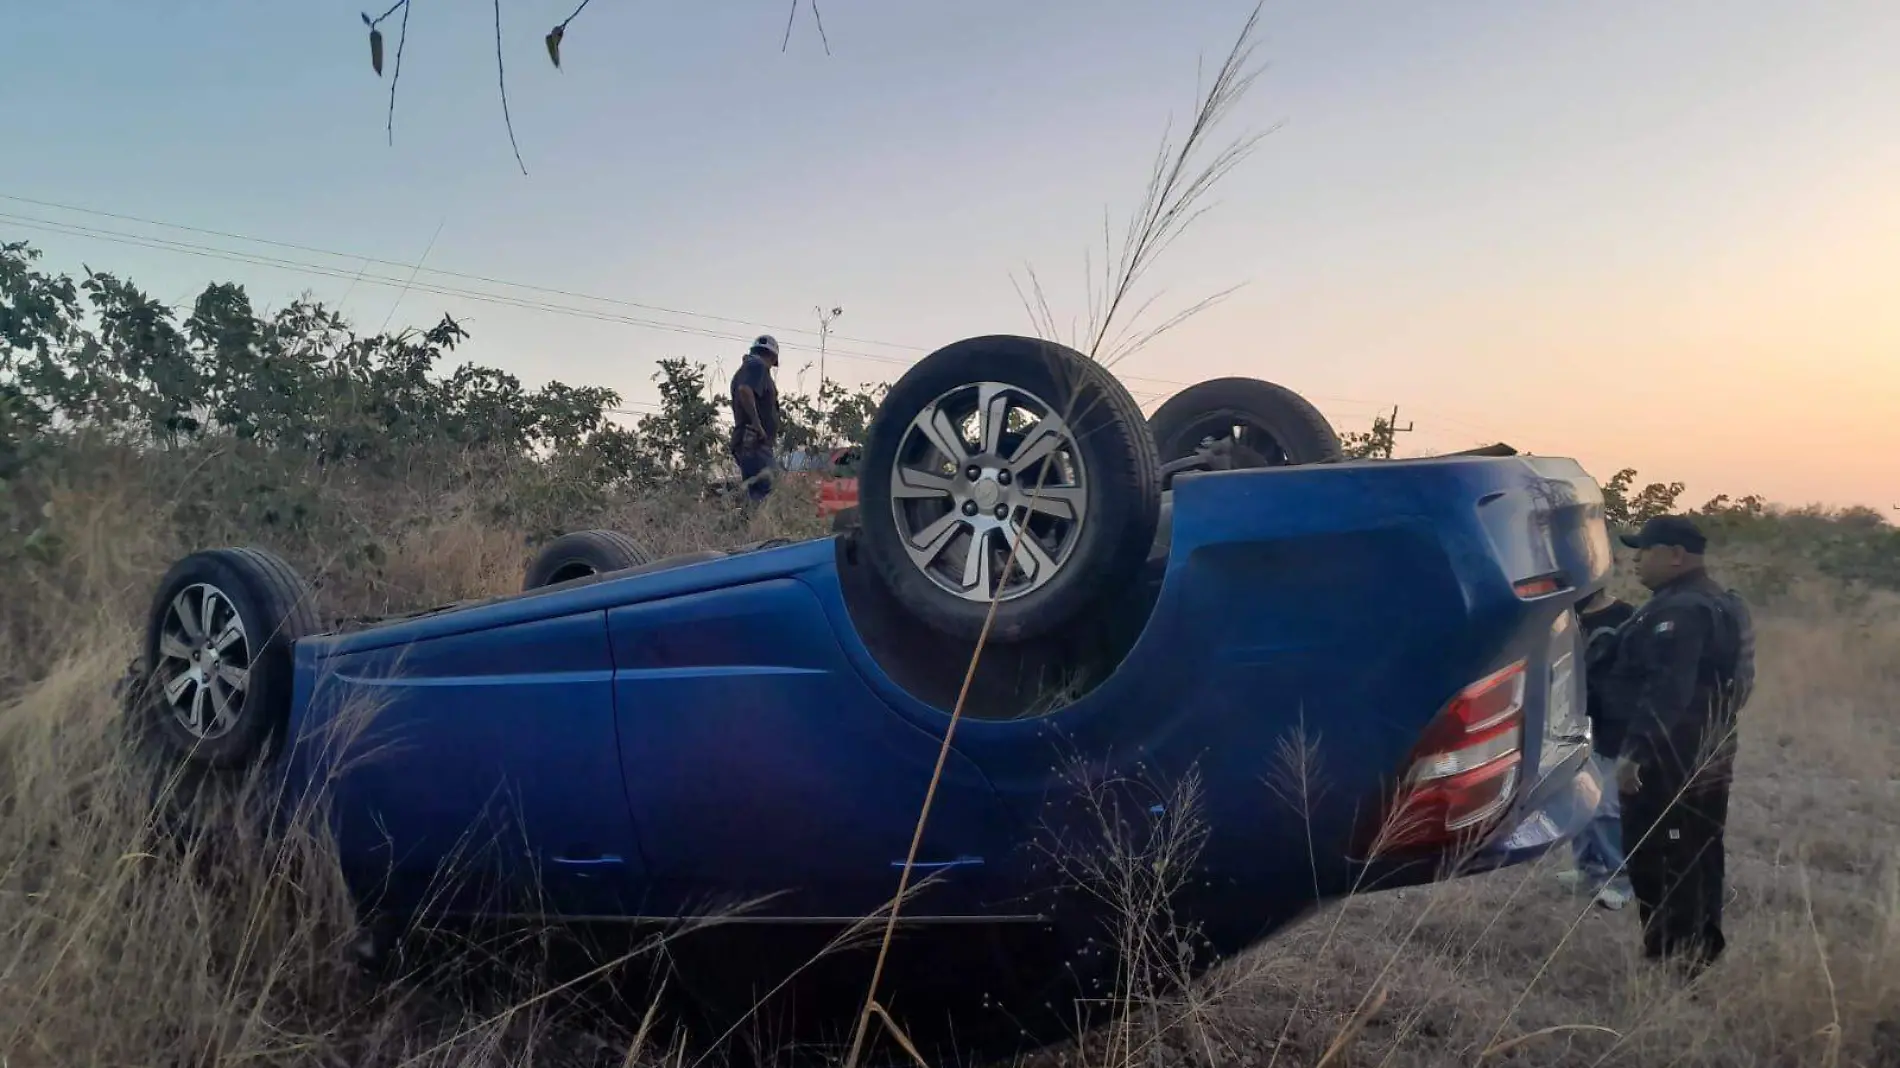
[301,609,648,922]
[606,577,1021,923]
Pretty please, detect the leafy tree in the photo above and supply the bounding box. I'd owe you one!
[1,241,81,473]
[1338,409,1403,460]
[1601,468,1686,527]
[815,379,888,456]
[629,358,727,476]
[1,239,886,494]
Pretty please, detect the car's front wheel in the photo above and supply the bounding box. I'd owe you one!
[856,334,1161,644]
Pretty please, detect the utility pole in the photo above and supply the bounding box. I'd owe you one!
[1382,404,1416,459]
[814,305,843,394]
[814,304,842,438]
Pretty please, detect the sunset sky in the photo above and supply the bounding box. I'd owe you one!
[3,1,1894,510]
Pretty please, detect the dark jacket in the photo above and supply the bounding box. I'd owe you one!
[1579,597,1637,758]
[729,354,779,455]
[1603,569,1753,784]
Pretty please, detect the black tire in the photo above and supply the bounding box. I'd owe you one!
[829,505,861,533]
[857,334,1160,644]
[138,547,320,773]
[1148,376,1342,473]
[522,530,654,591]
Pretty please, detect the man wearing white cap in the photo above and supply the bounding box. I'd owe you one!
[728,334,781,502]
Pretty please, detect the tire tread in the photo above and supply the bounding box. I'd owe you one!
[1149,376,1342,466]
[139,545,321,773]
[523,529,654,590]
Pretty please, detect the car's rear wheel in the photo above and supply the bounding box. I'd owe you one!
[137,547,320,773]
[1148,376,1342,484]
[522,529,654,591]
[857,334,1161,644]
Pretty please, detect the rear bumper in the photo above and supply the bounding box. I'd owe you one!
[1462,748,1604,874]
[1344,744,1602,892]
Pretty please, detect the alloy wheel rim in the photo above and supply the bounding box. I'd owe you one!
[155,582,253,740]
[887,381,1089,604]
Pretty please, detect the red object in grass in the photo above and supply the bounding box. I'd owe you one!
[815,446,860,517]
[817,475,859,517]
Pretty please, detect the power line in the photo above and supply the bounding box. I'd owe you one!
[1,196,1491,435]
[3,192,1470,418]
[0,190,1217,394]
[0,190,926,355]
[1,213,792,346]
[0,210,977,379]
[5,210,1190,401]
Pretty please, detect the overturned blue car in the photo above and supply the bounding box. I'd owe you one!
[132,333,1612,1054]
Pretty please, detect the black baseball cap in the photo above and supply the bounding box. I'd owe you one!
[1618,514,1708,554]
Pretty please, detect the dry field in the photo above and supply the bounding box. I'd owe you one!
[2,449,1896,1068]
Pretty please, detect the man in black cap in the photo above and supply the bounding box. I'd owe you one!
[1604,514,1755,978]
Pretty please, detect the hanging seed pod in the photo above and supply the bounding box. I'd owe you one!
[546,24,564,68]
[369,27,385,75]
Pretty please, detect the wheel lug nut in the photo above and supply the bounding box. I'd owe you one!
[994,505,1009,519]
[996,470,1011,486]
[962,500,979,516]
[966,465,982,480]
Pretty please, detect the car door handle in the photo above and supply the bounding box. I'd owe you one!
[550,854,624,877]
[891,855,983,871]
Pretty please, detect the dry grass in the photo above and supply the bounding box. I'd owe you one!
[3,439,1897,1068]
[0,444,827,1068]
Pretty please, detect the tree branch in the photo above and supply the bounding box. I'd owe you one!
[781,0,830,55]
[545,0,593,68]
[385,0,412,146]
[809,0,831,56]
[362,1,407,76]
[357,3,832,164]
[364,0,407,27]
[493,0,528,175]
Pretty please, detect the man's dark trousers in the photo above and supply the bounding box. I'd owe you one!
[734,445,773,502]
[1620,756,1731,972]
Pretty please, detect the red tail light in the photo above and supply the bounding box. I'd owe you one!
[1513,575,1563,599]
[1375,660,1527,853]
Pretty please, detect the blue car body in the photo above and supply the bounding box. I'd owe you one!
[279,452,1612,968]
